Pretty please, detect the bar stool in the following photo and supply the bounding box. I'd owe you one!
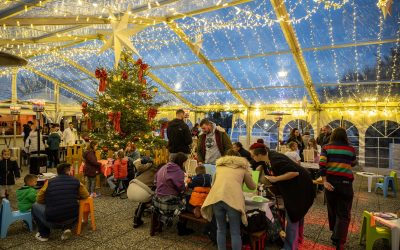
[76,197,96,235]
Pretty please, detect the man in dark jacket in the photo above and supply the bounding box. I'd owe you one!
[32,163,89,242]
[23,121,34,142]
[167,109,192,158]
[320,125,332,147]
[197,119,232,164]
[47,125,61,168]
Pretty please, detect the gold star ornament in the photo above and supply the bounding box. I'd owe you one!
[99,9,146,67]
[377,0,393,19]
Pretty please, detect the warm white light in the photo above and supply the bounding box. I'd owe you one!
[278,71,288,78]
[175,82,181,90]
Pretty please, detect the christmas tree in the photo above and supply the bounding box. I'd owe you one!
[82,56,166,152]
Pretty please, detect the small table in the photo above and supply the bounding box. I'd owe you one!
[356,172,384,192]
[244,192,274,221]
[373,213,400,250]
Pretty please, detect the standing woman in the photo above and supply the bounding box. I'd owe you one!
[319,128,356,250]
[250,143,314,250]
[83,140,101,197]
[286,128,305,162]
[201,150,256,250]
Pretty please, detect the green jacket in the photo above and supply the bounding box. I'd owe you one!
[197,125,232,163]
[16,186,37,212]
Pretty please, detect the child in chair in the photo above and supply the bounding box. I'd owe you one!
[16,174,38,212]
[187,165,212,218]
[285,141,301,165]
[107,150,128,194]
[0,149,20,198]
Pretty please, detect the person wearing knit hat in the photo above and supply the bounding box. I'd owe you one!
[249,143,314,250]
[187,165,211,218]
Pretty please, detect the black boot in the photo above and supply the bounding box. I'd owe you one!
[133,203,145,228]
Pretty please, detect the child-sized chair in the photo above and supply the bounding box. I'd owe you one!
[243,171,260,192]
[375,176,397,198]
[359,211,391,250]
[76,197,96,235]
[1,198,33,238]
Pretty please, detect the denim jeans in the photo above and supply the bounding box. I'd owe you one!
[107,175,116,190]
[325,177,353,247]
[86,176,96,194]
[283,212,304,250]
[32,203,76,237]
[213,201,242,250]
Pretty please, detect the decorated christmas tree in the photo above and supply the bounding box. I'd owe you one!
[82,56,166,152]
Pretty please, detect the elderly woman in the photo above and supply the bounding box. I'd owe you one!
[201,149,256,250]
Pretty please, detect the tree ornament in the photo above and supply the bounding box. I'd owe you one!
[147,107,158,121]
[135,58,149,84]
[122,71,128,80]
[153,87,158,93]
[95,68,108,92]
[98,8,146,68]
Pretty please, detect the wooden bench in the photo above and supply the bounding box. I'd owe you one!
[179,212,208,224]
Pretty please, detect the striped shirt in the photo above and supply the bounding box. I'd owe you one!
[319,143,357,180]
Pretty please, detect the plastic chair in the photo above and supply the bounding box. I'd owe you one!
[76,197,96,235]
[243,171,260,192]
[375,176,397,198]
[359,211,391,250]
[1,198,33,238]
[377,171,398,187]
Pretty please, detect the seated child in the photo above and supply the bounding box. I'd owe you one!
[16,174,38,212]
[187,166,212,218]
[107,151,128,193]
[0,149,20,198]
[285,141,301,165]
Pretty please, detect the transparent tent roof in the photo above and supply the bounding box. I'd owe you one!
[0,0,399,108]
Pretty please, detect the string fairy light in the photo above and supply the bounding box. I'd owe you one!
[375,14,384,101]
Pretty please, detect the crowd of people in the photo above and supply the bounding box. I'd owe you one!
[0,110,357,250]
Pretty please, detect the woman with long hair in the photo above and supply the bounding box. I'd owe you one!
[320,127,357,250]
[83,140,101,197]
[286,128,305,162]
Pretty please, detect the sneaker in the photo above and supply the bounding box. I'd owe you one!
[61,229,72,241]
[35,232,49,242]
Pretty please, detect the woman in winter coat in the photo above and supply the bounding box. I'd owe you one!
[83,140,101,197]
[286,128,305,162]
[201,150,256,250]
[0,149,20,198]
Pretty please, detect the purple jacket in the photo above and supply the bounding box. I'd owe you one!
[155,162,185,197]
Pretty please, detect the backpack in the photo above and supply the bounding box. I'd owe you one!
[245,209,268,233]
[266,206,284,243]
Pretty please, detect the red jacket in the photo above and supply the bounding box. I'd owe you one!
[113,158,128,179]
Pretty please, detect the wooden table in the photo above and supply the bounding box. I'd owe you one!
[373,213,400,250]
[356,172,384,192]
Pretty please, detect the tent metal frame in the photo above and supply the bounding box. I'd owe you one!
[0,0,399,110]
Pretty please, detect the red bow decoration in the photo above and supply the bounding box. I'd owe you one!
[147,107,158,122]
[135,58,148,85]
[81,102,92,129]
[122,71,128,80]
[160,122,168,139]
[107,111,122,133]
[95,68,108,92]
